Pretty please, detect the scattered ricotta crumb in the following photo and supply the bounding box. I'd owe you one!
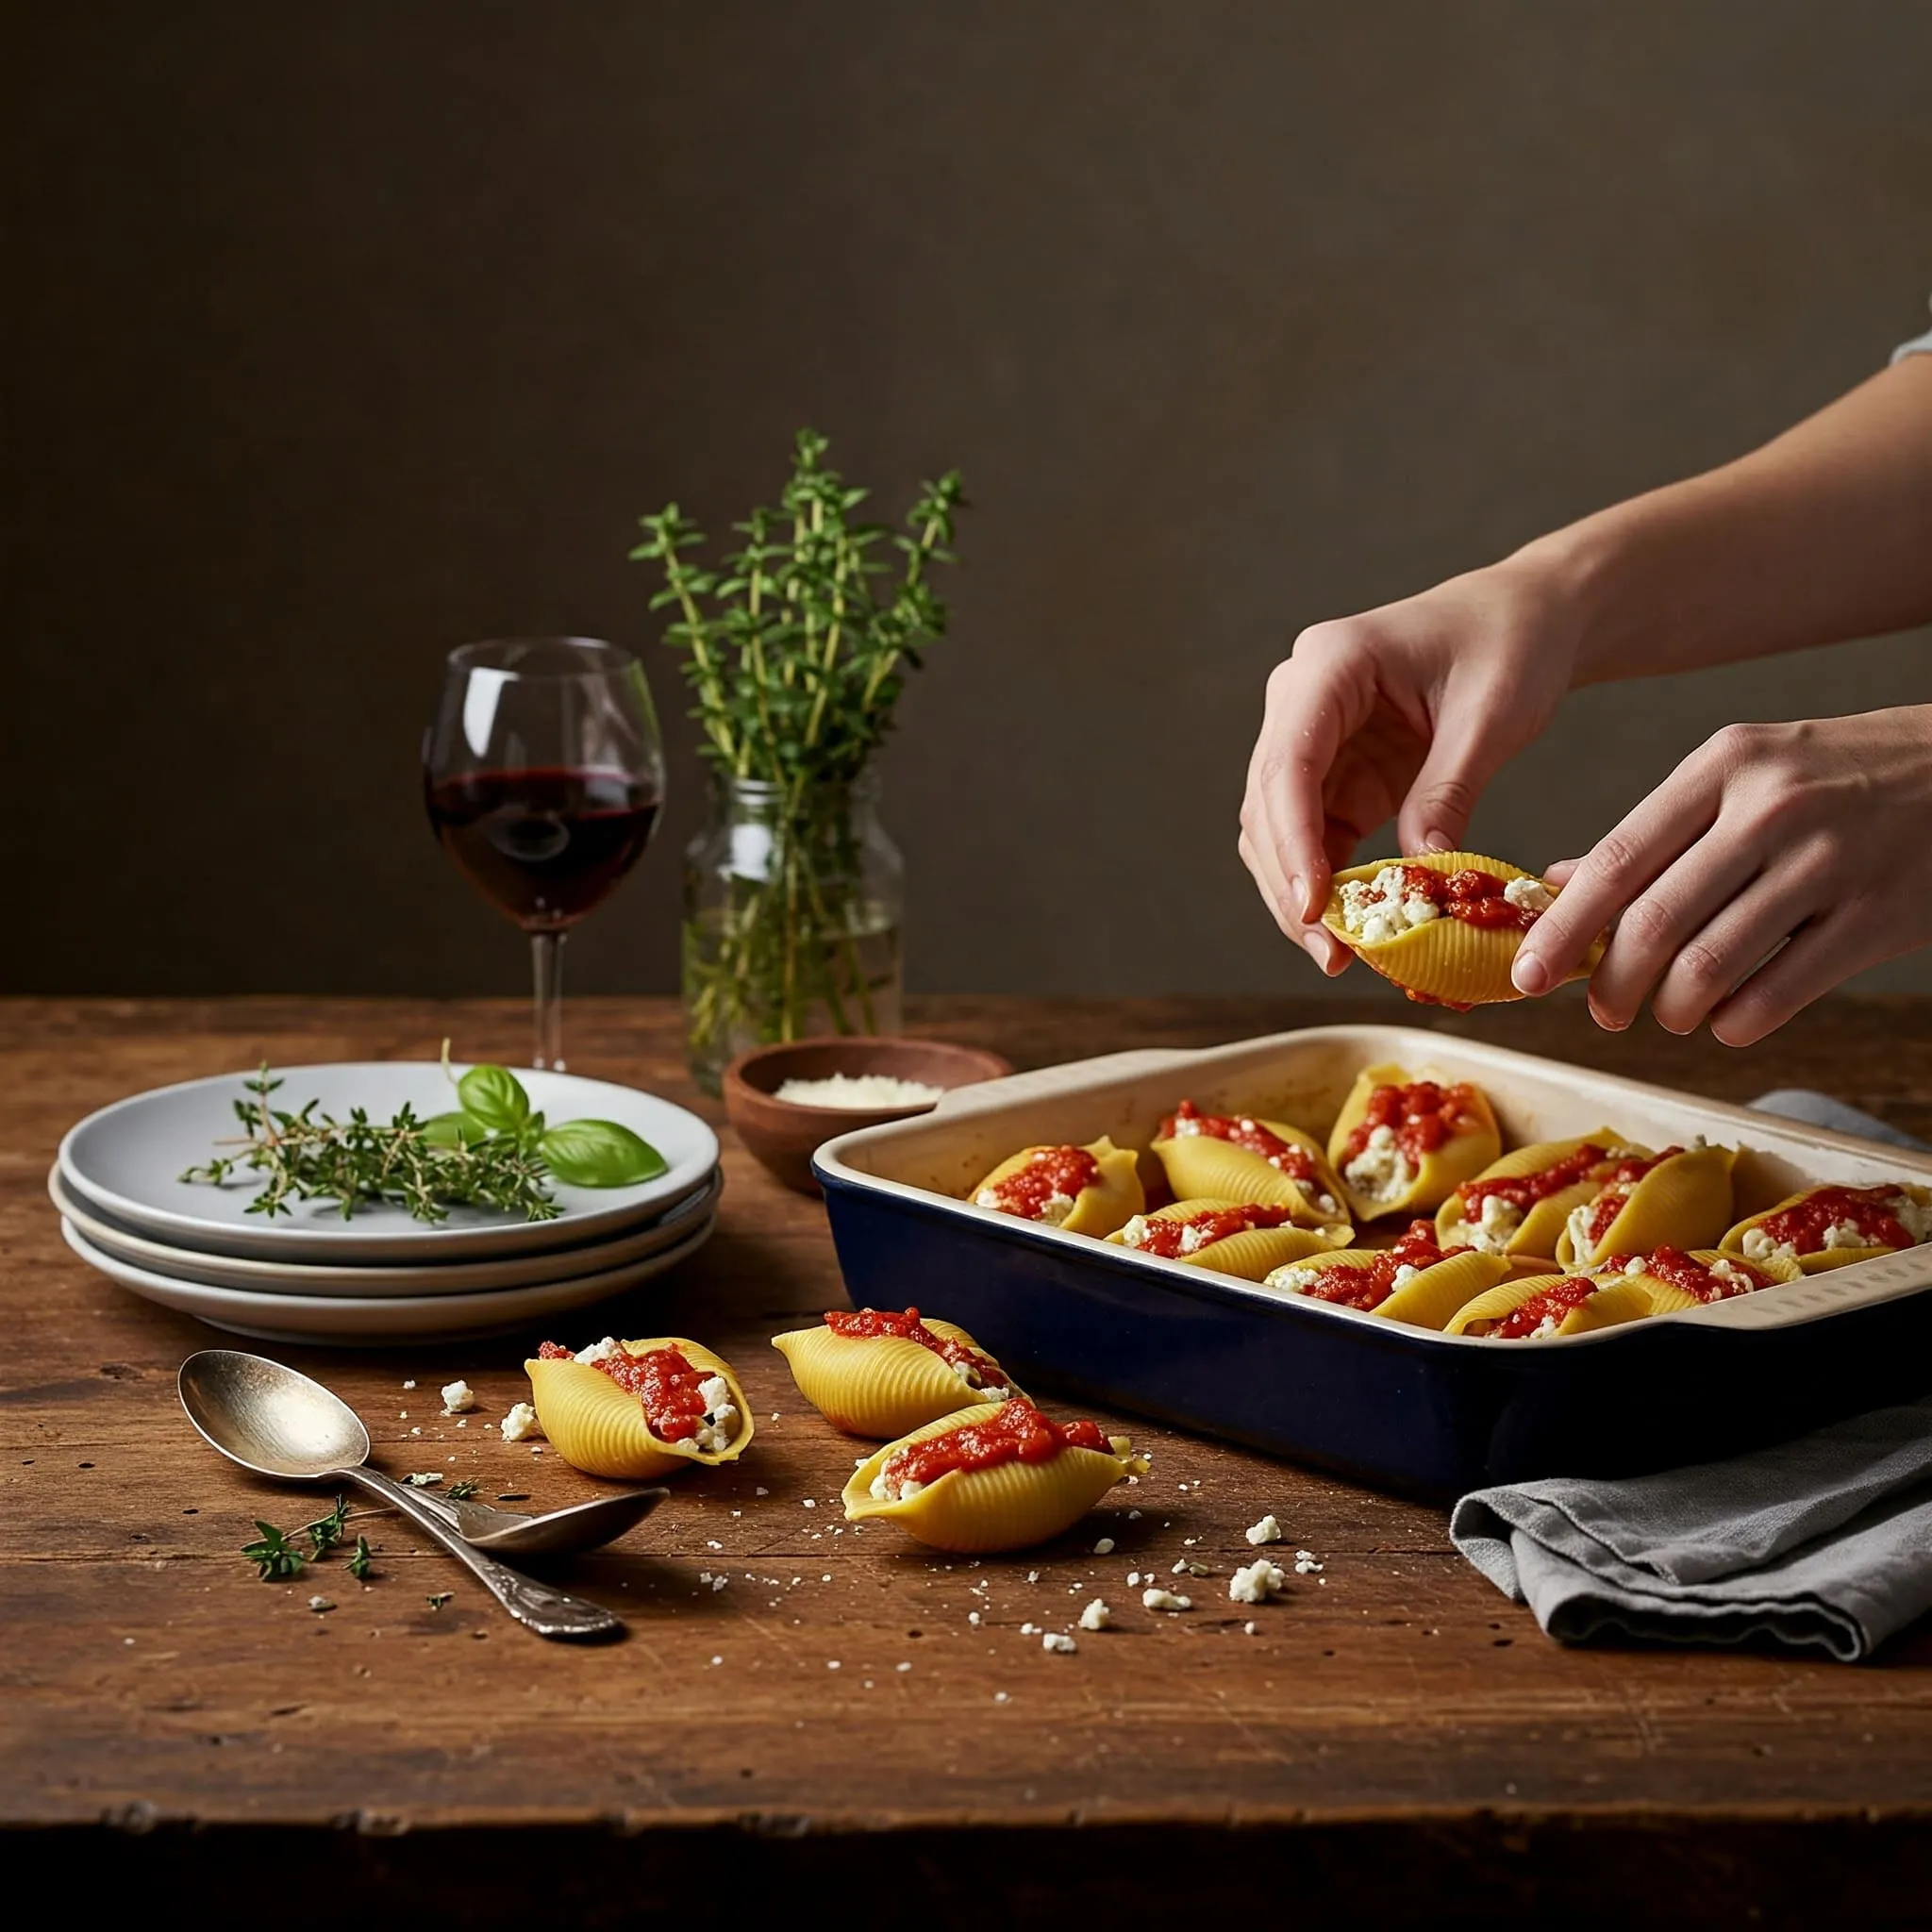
[968,1611,982,1626]
[709,1655,723,1666]
[994,1691,1009,1704]
[401,1379,416,1391]
[1127,1508,1142,1521]
[1020,1622,1041,1636]
[756,1486,769,1496]
[1243,1621,1257,1636]
[1078,1599,1112,1632]
[1294,1554,1324,1574]
[1093,1537,1115,1556]
[1230,1558,1287,1605]
[1142,1588,1191,1612]
[1127,1571,1143,1588]
[1042,1632,1077,1655]
[441,1378,477,1415]
[500,1402,541,1443]
[803,1498,816,1508]
[826,1660,841,1671]
[308,1595,335,1613]
[1245,1514,1284,1545]
[1027,1570,1040,1583]
[896,1661,912,1673]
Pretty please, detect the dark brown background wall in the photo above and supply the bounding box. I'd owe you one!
[7,2,1929,999]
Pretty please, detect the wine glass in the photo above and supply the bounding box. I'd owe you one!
[424,638,664,1072]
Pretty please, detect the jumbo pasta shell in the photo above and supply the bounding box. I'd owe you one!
[1150,1120,1349,1232]
[525,1337,753,1480]
[772,1316,1020,1438]
[1436,1131,1646,1258]
[1322,852,1605,1008]
[969,1135,1145,1237]
[843,1403,1146,1553]
[1444,1274,1654,1339]
[1263,1244,1512,1331]
[1622,1246,1804,1315]
[1106,1197,1349,1278]
[1324,1062,1503,1220]
[1720,1184,1932,1276]
[1555,1144,1736,1271]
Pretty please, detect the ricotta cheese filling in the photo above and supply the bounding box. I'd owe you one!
[1453,1191,1523,1254]
[975,1185,1077,1225]
[1228,1558,1288,1605]
[1502,874,1555,917]
[1342,1122,1417,1202]
[1339,866,1442,945]
[691,1374,741,1455]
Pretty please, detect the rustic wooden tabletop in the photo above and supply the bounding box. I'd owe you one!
[8,993,1932,1926]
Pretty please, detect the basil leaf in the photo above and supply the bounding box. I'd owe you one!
[458,1064,530,1133]
[540,1119,668,1188]
[422,1111,487,1149]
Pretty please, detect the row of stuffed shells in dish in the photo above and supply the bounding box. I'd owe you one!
[771,1306,1143,1551]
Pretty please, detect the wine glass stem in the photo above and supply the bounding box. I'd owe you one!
[531,931,566,1071]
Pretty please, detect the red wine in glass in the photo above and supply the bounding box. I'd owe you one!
[424,639,664,1071]
[425,766,661,931]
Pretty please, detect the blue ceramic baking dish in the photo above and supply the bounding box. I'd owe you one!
[812,1027,1932,1498]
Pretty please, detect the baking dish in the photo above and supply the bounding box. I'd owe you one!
[812,1026,1932,1496]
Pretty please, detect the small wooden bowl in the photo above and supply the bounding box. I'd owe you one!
[724,1037,1015,1196]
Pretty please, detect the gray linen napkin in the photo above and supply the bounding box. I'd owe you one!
[1448,1088,1932,1661]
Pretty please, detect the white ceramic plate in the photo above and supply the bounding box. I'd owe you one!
[59,1212,717,1344]
[58,1062,720,1262]
[47,1164,724,1297]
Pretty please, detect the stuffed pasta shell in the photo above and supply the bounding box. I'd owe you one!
[843,1397,1146,1553]
[1322,852,1604,1008]
[1554,1142,1735,1271]
[1599,1243,1802,1313]
[1108,1197,1346,1279]
[1444,1273,1654,1340]
[1720,1182,1932,1274]
[1325,1064,1502,1220]
[1151,1100,1349,1233]
[1436,1131,1647,1260]
[1263,1218,1512,1330]
[969,1135,1142,1237]
[525,1336,753,1480]
[772,1307,1019,1438]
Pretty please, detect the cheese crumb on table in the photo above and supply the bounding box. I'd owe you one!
[1230,1558,1287,1605]
[1093,1537,1115,1556]
[500,1402,542,1443]
[1245,1514,1283,1545]
[1041,1632,1077,1654]
[1142,1588,1191,1612]
[1078,1599,1112,1632]
[441,1378,477,1415]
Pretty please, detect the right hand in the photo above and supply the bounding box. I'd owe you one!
[1239,556,1583,971]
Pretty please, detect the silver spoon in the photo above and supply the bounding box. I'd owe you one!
[178,1350,642,1641]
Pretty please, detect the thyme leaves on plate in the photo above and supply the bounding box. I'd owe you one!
[179,1051,665,1224]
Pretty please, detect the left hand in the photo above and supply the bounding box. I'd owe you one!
[1511,707,1932,1045]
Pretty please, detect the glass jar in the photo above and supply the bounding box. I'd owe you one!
[681,771,905,1093]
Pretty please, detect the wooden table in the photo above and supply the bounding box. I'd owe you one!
[10,994,1932,1925]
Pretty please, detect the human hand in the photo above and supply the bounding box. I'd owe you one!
[1513,708,1932,1044]
[1240,558,1581,971]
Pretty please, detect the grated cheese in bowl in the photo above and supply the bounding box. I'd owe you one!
[773,1074,945,1110]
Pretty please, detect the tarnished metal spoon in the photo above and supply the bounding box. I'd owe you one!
[177,1350,652,1641]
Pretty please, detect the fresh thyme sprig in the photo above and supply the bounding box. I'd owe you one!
[242,1495,369,1582]
[630,428,966,791]
[180,1053,664,1224]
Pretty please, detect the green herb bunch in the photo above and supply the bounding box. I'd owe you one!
[630,428,965,789]
[630,432,965,1083]
[181,1050,666,1224]
[242,1494,375,1583]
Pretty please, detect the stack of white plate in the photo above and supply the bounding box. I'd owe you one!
[52,1063,722,1344]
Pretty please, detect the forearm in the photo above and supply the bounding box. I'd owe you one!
[1515,354,1932,687]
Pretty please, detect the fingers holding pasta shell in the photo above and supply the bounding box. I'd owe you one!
[1108,1198,1350,1279]
[1436,1130,1646,1258]
[772,1312,1020,1438]
[1150,1108,1349,1231]
[1325,1063,1503,1221]
[843,1401,1146,1553]
[1720,1183,1932,1274]
[1444,1274,1654,1340]
[969,1135,1146,1236]
[1322,852,1605,1008]
[1555,1143,1736,1272]
[525,1337,753,1480]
